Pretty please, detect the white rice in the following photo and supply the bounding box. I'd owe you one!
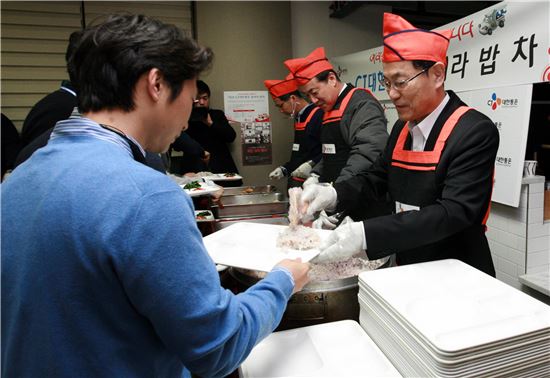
[308,256,386,281]
[276,225,321,250]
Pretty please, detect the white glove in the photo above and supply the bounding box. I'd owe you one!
[301,183,337,219]
[291,161,314,179]
[312,210,340,230]
[312,221,367,263]
[269,167,285,180]
[302,173,319,188]
[312,212,353,230]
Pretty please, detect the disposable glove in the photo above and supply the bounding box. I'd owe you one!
[269,166,285,180]
[291,160,314,179]
[302,173,319,188]
[312,212,353,230]
[312,221,367,263]
[312,210,340,230]
[301,183,337,219]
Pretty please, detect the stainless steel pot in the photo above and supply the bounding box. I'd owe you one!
[228,257,389,331]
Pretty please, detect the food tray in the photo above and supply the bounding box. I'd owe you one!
[194,210,215,222]
[212,193,288,218]
[203,222,331,272]
[239,320,402,377]
[181,181,222,197]
[202,173,243,181]
[221,185,277,196]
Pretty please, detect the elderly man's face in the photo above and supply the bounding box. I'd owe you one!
[382,61,443,123]
[300,73,339,112]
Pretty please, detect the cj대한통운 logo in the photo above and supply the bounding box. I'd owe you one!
[487,92,519,110]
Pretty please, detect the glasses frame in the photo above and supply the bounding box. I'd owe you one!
[379,67,430,92]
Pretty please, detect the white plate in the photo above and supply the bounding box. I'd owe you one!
[202,173,243,181]
[239,320,402,378]
[181,181,222,197]
[194,210,215,222]
[357,259,550,353]
[202,222,330,272]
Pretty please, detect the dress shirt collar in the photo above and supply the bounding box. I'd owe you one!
[408,93,450,142]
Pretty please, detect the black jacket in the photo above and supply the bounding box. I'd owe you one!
[186,109,238,174]
[20,81,77,148]
[334,91,499,276]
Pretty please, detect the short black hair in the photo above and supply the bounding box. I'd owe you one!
[66,30,83,85]
[74,14,214,113]
[197,80,210,97]
[279,91,304,101]
[315,69,340,83]
[412,60,436,72]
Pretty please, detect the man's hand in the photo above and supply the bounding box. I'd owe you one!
[269,167,285,180]
[210,187,224,203]
[205,113,213,126]
[312,221,366,263]
[201,150,211,164]
[301,183,337,219]
[274,258,311,294]
[291,161,313,179]
[302,173,319,188]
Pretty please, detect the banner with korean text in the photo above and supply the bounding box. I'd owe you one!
[331,1,549,98]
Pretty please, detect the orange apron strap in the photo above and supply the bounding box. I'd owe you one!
[392,106,472,166]
[295,106,321,131]
[322,87,360,124]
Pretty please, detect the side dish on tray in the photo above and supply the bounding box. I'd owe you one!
[183,181,202,190]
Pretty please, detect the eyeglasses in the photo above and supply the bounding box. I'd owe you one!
[379,67,430,91]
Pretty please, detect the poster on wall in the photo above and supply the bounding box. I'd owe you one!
[330,1,548,207]
[459,84,533,207]
[223,91,272,165]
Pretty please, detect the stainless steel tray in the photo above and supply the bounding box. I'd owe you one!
[213,215,289,231]
[221,185,278,196]
[212,193,288,218]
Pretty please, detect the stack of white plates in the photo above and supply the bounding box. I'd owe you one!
[358,259,550,377]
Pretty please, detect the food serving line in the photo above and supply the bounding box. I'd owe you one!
[182,176,550,377]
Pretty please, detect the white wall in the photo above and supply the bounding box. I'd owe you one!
[487,176,550,292]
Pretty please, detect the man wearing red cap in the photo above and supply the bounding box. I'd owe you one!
[284,47,388,187]
[264,74,323,189]
[302,13,499,276]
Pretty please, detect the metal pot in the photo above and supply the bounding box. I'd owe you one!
[227,257,389,331]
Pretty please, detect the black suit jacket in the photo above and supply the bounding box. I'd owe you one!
[20,82,77,148]
[335,91,499,275]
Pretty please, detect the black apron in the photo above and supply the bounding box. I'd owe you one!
[388,106,495,275]
[319,86,362,183]
[287,107,321,189]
